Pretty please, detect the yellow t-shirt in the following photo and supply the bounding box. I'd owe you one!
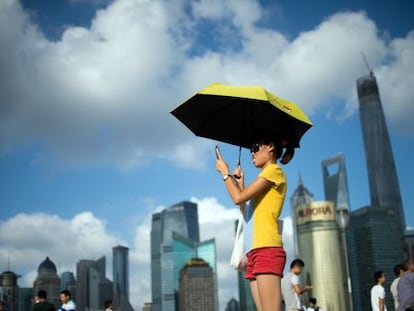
[243,163,286,251]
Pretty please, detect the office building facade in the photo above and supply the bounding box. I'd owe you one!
[172,232,217,308]
[178,258,215,311]
[76,257,114,311]
[151,201,200,311]
[18,287,33,311]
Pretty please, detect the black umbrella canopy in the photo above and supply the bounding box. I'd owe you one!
[171,84,312,149]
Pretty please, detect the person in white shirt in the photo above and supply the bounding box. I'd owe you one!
[281,259,312,311]
[371,270,388,311]
[59,290,76,311]
[390,264,405,310]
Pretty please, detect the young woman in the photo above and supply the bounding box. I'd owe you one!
[216,139,293,311]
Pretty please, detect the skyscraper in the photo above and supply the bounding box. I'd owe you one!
[172,232,217,311]
[321,154,352,310]
[321,154,350,213]
[112,246,133,311]
[178,258,215,311]
[357,72,405,233]
[76,257,114,311]
[151,201,200,311]
[347,72,407,311]
[60,271,76,300]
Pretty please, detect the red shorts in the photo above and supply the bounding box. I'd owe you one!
[245,247,286,279]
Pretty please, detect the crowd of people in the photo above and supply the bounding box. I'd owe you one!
[371,258,414,311]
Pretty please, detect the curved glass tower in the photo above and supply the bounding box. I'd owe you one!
[151,201,200,311]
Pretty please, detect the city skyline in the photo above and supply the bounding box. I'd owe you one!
[1,1,413,310]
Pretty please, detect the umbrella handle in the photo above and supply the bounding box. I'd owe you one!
[237,146,241,168]
[233,146,242,179]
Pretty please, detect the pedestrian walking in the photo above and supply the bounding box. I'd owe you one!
[32,290,55,311]
[397,259,414,311]
[59,290,76,311]
[371,270,388,311]
[281,258,312,311]
[390,263,405,310]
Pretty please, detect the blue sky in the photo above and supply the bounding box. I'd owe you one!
[0,0,413,309]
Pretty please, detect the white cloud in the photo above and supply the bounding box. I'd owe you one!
[0,212,123,278]
[0,0,413,169]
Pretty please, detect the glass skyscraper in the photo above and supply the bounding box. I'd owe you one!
[357,72,405,232]
[151,201,200,311]
[112,245,134,311]
[321,153,350,213]
[76,256,114,311]
[348,72,406,311]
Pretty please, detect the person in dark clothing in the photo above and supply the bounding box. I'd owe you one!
[32,290,55,311]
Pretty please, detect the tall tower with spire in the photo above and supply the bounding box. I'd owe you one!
[347,72,406,311]
[357,72,405,232]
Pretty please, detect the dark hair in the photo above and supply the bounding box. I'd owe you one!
[309,297,317,304]
[373,271,384,283]
[290,258,305,269]
[252,138,295,164]
[60,290,71,299]
[393,264,405,276]
[37,290,47,299]
[403,259,413,271]
[104,300,112,308]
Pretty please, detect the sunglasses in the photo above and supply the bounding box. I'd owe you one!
[250,143,262,153]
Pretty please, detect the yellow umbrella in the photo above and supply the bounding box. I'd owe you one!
[171,82,312,157]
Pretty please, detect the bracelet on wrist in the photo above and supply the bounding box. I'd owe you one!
[222,174,232,181]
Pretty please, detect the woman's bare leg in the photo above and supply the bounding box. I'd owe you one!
[255,274,282,311]
[250,279,263,311]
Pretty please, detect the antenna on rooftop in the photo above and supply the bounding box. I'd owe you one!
[361,52,373,75]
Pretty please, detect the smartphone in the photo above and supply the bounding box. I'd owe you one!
[215,145,221,159]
